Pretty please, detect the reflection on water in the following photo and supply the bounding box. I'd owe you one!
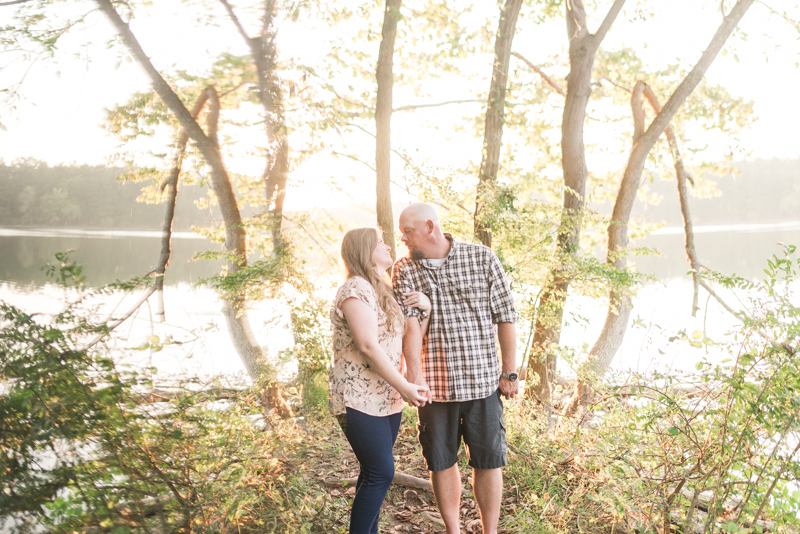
[0,230,222,287]
[633,222,800,280]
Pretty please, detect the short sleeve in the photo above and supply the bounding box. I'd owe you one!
[487,250,518,324]
[391,258,422,320]
[335,277,377,319]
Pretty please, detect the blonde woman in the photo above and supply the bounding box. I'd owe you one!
[330,227,431,534]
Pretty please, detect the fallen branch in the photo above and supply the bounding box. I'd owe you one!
[325,472,469,495]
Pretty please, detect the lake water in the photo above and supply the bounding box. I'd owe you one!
[1,223,799,382]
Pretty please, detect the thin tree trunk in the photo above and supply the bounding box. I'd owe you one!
[221,0,288,252]
[155,93,210,322]
[564,0,757,415]
[96,0,274,386]
[474,0,523,248]
[527,0,626,403]
[640,84,701,316]
[376,0,402,259]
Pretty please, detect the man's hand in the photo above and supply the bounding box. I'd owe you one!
[411,376,432,404]
[499,376,519,400]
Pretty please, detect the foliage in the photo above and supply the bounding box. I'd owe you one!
[559,245,800,532]
[0,255,338,533]
[282,292,334,414]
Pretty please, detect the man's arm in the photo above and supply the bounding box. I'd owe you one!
[497,322,518,399]
[403,316,427,387]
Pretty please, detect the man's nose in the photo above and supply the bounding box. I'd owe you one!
[400,233,407,242]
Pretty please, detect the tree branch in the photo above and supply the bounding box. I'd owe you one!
[81,287,157,351]
[640,0,756,149]
[155,91,209,321]
[0,0,34,5]
[512,52,565,96]
[218,0,252,44]
[566,0,589,41]
[591,0,627,47]
[393,99,484,112]
[95,0,211,150]
[640,82,701,315]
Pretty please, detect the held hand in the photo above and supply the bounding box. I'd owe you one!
[398,379,431,407]
[499,376,519,400]
[403,291,431,314]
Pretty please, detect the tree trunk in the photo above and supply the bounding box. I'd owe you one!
[473,0,523,248]
[527,0,626,404]
[155,93,210,322]
[96,1,286,402]
[220,0,289,253]
[376,0,402,259]
[565,0,757,415]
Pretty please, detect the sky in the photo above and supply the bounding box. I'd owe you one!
[1,0,799,212]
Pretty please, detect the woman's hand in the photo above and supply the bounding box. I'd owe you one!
[403,291,431,314]
[397,379,430,407]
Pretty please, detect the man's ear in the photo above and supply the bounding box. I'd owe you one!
[426,220,434,234]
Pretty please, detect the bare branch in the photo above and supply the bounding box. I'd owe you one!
[0,0,34,6]
[566,0,589,41]
[640,83,700,315]
[155,91,210,321]
[94,0,211,149]
[218,0,252,44]
[597,75,631,93]
[591,0,627,47]
[82,287,157,351]
[512,52,565,96]
[393,99,484,112]
[640,0,756,149]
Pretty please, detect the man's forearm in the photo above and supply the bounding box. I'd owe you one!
[403,317,424,383]
[497,322,517,373]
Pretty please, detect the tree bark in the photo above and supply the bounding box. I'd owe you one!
[474,0,523,248]
[95,1,287,403]
[564,0,757,415]
[220,0,289,252]
[375,0,402,259]
[155,92,210,322]
[640,84,701,316]
[527,0,626,404]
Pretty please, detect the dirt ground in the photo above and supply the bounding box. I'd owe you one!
[293,414,519,534]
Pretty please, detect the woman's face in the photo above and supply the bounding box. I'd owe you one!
[372,234,393,273]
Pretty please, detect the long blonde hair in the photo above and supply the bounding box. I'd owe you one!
[340,227,404,333]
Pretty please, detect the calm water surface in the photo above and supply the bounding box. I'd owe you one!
[1,223,798,379]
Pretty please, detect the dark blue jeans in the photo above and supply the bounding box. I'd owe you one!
[338,407,402,534]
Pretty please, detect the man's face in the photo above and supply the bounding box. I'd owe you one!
[399,214,427,261]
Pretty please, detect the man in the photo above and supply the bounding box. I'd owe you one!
[392,202,518,534]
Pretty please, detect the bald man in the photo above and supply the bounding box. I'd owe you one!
[391,203,518,534]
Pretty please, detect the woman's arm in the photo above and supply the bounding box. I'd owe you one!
[341,297,429,407]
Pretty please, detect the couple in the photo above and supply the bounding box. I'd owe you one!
[329,202,519,534]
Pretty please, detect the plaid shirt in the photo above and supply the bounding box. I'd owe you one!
[392,234,517,402]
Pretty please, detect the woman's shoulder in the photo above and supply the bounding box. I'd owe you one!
[336,276,377,302]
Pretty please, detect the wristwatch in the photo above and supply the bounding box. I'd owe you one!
[501,371,518,382]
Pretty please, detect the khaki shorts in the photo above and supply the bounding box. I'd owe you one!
[417,389,507,472]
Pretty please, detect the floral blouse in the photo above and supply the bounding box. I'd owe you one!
[329,276,404,417]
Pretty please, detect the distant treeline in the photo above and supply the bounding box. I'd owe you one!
[1,158,798,230]
[0,160,220,230]
[632,158,800,226]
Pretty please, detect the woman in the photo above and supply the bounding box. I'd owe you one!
[330,227,430,534]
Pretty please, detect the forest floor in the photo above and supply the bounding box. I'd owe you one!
[273,403,616,534]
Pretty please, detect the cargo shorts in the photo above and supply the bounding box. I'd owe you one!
[416,389,507,472]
